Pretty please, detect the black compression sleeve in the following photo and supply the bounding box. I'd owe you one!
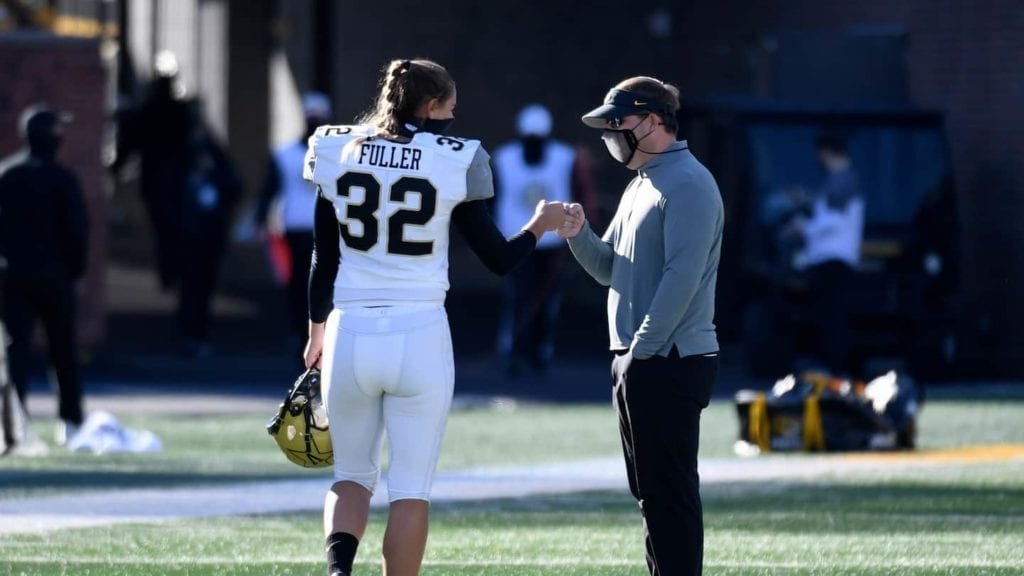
[451,199,537,276]
[309,191,339,322]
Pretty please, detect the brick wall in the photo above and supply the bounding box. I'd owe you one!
[0,32,108,348]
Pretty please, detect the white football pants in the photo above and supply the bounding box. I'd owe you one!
[321,305,454,501]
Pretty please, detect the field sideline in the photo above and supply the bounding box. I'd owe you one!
[1,392,1023,575]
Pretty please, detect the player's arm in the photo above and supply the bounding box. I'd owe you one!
[305,188,339,368]
[455,147,564,275]
[308,189,338,322]
[452,200,537,276]
[454,146,533,277]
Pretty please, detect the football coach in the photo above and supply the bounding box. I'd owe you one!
[558,76,723,575]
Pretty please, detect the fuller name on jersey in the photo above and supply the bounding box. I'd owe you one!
[304,125,482,307]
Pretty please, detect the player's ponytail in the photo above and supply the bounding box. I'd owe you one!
[359,58,454,138]
[383,59,412,124]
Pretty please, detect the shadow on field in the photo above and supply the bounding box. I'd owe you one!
[0,469,319,494]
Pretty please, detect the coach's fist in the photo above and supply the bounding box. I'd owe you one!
[557,203,585,239]
[525,200,567,238]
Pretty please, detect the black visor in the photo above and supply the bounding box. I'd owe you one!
[581,89,674,129]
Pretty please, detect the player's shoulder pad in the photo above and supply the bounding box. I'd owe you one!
[307,124,373,151]
[412,132,481,167]
[305,125,374,184]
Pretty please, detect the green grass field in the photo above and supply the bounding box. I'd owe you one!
[2,393,1023,575]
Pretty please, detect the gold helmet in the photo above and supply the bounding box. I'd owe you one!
[266,367,333,468]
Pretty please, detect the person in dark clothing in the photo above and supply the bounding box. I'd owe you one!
[0,104,89,445]
[787,133,865,377]
[111,51,193,290]
[177,109,243,357]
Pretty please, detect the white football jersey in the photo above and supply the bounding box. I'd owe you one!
[304,125,482,307]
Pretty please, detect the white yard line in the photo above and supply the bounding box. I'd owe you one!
[0,455,898,535]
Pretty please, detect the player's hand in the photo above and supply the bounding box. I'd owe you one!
[304,321,325,369]
[537,200,567,230]
[557,203,585,238]
[525,200,567,237]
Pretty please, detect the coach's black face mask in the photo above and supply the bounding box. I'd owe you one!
[601,117,655,165]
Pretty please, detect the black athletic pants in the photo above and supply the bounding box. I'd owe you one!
[3,277,83,425]
[178,216,228,344]
[509,247,564,367]
[806,260,854,377]
[612,349,718,576]
[285,231,314,338]
[282,231,314,368]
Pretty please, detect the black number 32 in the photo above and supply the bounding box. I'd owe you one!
[334,172,438,256]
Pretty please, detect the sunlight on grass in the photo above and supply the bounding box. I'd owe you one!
[3,482,1022,575]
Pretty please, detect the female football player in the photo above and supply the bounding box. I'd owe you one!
[302,58,575,576]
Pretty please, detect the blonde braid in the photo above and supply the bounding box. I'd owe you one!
[381,59,412,134]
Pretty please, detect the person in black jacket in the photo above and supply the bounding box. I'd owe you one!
[110,51,192,291]
[0,104,89,445]
[177,107,243,357]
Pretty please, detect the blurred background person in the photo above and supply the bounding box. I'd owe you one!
[0,104,88,445]
[492,103,597,374]
[254,92,333,366]
[110,50,193,291]
[785,133,865,378]
[177,107,243,358]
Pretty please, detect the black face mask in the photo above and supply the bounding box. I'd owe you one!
[408,116,454,136]
[521,135,547,166]
[601,119,655,165]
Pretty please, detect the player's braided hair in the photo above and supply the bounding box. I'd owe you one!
[360,58,455,137]
[614,76,681,134]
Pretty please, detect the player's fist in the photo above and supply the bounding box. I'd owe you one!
[557,203,585,238]
[534,200,567,232]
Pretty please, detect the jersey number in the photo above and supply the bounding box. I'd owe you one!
[335,172,437,256]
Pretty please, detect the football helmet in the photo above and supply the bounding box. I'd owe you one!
[266,367,334,468]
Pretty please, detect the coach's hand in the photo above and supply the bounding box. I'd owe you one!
[304,321,325,369]
[611,349,634,384]
[558,203,585,239]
